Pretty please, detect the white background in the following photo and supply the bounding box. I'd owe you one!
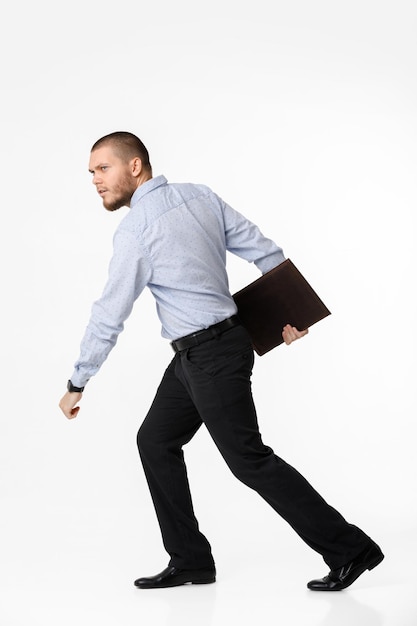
[1,1,416,624]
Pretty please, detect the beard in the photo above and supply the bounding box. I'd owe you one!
[103,194,129,212]
[102,175,137,212]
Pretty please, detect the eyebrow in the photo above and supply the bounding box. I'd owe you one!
[88,162,110,174]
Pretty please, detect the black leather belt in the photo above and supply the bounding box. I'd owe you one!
[171,315,240,353]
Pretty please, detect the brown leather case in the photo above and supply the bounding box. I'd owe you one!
[232,259,331,355]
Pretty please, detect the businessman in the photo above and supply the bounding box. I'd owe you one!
[59,131,383,590]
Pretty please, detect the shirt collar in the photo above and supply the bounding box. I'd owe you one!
[130,175,167,207]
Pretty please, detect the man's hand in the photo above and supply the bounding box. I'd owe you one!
[282,324,309,345]
[59,391,83,420]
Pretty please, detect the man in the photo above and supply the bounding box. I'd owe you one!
[59,131,383,591]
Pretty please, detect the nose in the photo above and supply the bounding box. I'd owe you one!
[92,171,102,185]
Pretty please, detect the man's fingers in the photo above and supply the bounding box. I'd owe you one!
[63,405,80,420]
[282,325,309,345]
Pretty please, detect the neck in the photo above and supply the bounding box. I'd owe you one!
[127,171,153,207]
[136,170,153,188]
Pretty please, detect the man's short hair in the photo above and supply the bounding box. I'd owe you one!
[91,131,152,172]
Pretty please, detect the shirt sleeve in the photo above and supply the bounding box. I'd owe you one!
[219,196,286,274]
[70,228,152,388]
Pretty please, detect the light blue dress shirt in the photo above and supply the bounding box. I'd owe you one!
[71,175,285,387]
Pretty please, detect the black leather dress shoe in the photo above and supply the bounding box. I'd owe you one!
[307,542,384,591]
[134,566,216,589]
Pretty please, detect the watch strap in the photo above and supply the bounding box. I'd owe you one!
[67,379,85,393]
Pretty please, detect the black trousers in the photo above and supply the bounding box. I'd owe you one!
[137,324,371,571]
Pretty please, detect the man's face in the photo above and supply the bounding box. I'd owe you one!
[88,146,138,212]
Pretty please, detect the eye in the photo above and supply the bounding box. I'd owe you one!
[101,166,109,171]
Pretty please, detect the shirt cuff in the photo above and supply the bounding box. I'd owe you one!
[70,370,90,389]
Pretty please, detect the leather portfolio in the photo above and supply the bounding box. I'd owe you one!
[232,259,331,355]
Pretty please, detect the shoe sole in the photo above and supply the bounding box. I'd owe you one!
[135,577,216,589]
[190,578,216,585]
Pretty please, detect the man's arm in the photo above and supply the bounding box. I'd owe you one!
[218,197,286,274]
[58,228,151,419]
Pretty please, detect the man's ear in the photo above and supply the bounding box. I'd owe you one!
[131,157,143,177]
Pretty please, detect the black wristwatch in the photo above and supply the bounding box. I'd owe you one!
[67,379,85,393]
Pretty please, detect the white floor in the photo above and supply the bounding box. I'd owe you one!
[1,499,415,626]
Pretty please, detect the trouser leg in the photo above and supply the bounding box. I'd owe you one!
[176,325,372,570]
[137,358,215,570]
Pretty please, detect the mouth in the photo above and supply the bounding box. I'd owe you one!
[97,189,107,196]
